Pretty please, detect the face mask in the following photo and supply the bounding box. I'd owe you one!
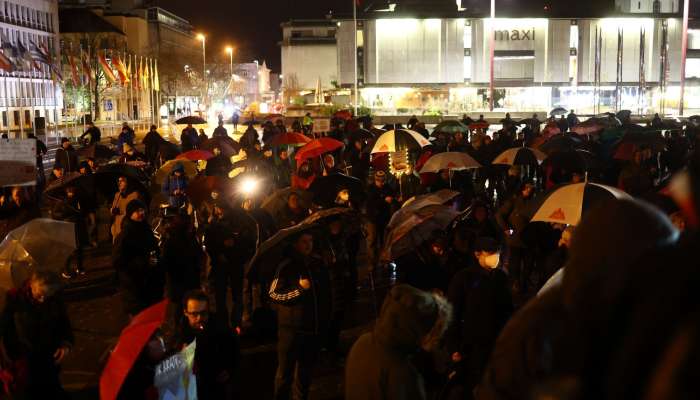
[483,253,500,269]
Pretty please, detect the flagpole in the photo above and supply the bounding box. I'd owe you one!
[353,0,358,116]
[129,53,134,123]
[155,59,159,129]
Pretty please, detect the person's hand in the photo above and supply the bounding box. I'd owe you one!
[216,370,230,383]
[54,347,70,364]
[299,278,311,290]
[451,352,462,363]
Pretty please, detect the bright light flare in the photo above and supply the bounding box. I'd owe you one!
[240,177,259,195]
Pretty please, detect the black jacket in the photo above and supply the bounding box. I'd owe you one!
[113,219,160,314]
[204,212,257,267]
[54,145,79,172]
[268,252,331,334]
[365,184,396,227]
[163,228,203,301]
[143,130,164,162]
[212,126,228,138]
[80,126,102,144]
[0,284,73,360]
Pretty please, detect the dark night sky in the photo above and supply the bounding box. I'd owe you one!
[155,0,700,73]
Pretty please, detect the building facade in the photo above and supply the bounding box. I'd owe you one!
[282,0,699,115]
[0,0,61,134]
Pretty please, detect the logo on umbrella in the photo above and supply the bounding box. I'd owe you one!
[549,208,566,221]
[379,144,389,152]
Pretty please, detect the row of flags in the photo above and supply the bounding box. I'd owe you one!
[64,50,159,92]
[0,38,160,93]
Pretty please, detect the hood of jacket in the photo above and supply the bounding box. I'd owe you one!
[373,284,451,354]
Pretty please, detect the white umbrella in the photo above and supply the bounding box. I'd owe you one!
[531,182,630,226]
[492,147,547,166]
[419,152,481,173]
[371,129,431,154]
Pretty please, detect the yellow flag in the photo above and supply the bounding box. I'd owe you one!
[154,60,160,92]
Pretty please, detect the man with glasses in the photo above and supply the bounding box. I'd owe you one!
[176,289,239,400]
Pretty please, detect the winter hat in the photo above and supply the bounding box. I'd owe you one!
[61,137,70,144]
[374,284,452,352]
[125,199,146,218]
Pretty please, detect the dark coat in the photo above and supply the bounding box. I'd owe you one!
[80,126,101,145]
[162,228,203,302]
[52,196,89,246]
[204,212,257,268]
[447,265,513,388]
[365,184,396,228]
[496,194,533,248]
[212,126,228,138]
[268,252,331,334]
[204,155,232,177]
[395,250,449,293]
[112,219,161,315]
[180,127,199,152]
[54,145,79,172]
[142,130,164,163]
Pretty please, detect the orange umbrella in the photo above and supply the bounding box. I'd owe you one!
[295,138,344,162]
[176,149,214,161]
[100,300,168,400]
[267,132,312,147]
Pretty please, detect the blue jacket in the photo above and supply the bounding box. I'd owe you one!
[162,170,188,208]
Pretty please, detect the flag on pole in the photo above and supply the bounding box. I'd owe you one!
[134,57,141,90]
[143,58,150,90]
[81,51,93,85]
[154,60,159,92]
[99,51,117,84]
[68,54,80,87]
[15,41,32,70]
[0,49,13,72]
[28,40,49,65]
[112,54,129,85]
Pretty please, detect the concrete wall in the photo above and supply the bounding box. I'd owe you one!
[281,44,338,90]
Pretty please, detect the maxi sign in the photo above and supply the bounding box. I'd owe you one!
[494,28,536,41]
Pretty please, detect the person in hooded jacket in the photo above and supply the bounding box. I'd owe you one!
[476,198,679,400]
[447,237,513,398]
[345,284,452,400]
[269,232,331,400]
[113,199,161,317]
[162,163,189,208]
[180,124,199,152]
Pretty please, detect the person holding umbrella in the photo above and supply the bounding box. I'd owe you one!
[161,163,189,209]
[180,123,199,152]
[0,271,73,399]
[364,171,397,269]
[113,199,161,317]
[213,120,229,138]
[269,231,331,400]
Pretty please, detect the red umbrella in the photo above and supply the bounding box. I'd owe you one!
[468,121,489,130]
[176,149,215,161]
[100,300,168,400]
[333,110,353,121]
[186,175,229,206]
[295,137,344,162]
[267,132,312,147]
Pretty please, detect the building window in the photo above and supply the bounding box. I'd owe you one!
[12,110,19,126]
[24,110,29,126]
[2,111,6,127]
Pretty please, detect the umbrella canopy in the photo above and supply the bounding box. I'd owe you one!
[261,187,313,220]
[155,159,197,184]
[371,129,431,154]
[100,300,168,400]
[550,107,568,116]
[419,152,481,173]
[348,128,375,144]
[432,120,469,135]
[382,204,460,261]
[616,109,632,122]
[570,119,606,135]
[468,121,490,130]
[176,149,214,161]
[542,123,561,138]
[295,138,344,162]
[530,182,630,226]
[308,173,365,208]
[94,164,150,203]
[77,144,117,160]
[0,219,76,289]
[201,136,241,158]
[389,189,460,230]
[43,172,95,200]
[544,149,599,173]
[267,132,312,147]
[175,115,207,125]
[539,134,584,154]
[185,175,229,207]
[493,147,547,166]
[612,132,666,161]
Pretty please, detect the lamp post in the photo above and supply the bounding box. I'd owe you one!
[225,47,234,77]
[197,33,206,107]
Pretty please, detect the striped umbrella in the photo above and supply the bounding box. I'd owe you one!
[419,152,481,173]
[371,129,431,154]
[493,147,547,166]
[530,182,630,226]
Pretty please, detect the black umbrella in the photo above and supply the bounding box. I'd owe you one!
[308,173,365,208]
[347,128,375,144]
[93,164,150,204]
[539,134,584,154]
[550,107,568,116]
[43,173,95,200]
[616,110,632,122]
[261,188,313,220]
[175,115,207,125]
[77,144,117,160]
[431,120,469,136]
[201,136,241,158]
[544,149,599,173]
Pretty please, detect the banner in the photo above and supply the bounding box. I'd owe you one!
[0,139,37,186]
[154,339,197,400]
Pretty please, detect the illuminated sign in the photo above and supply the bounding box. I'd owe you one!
[495,28,535,41]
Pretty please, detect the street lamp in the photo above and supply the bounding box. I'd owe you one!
[197,33,206,105]
[225,46,234,77]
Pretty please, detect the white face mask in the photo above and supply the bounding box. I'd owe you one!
[483,253,500,269]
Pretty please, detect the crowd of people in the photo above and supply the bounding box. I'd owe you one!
[0,108,698,399]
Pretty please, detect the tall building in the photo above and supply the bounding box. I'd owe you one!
[281,0,695,115]
[0,0,61,135]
